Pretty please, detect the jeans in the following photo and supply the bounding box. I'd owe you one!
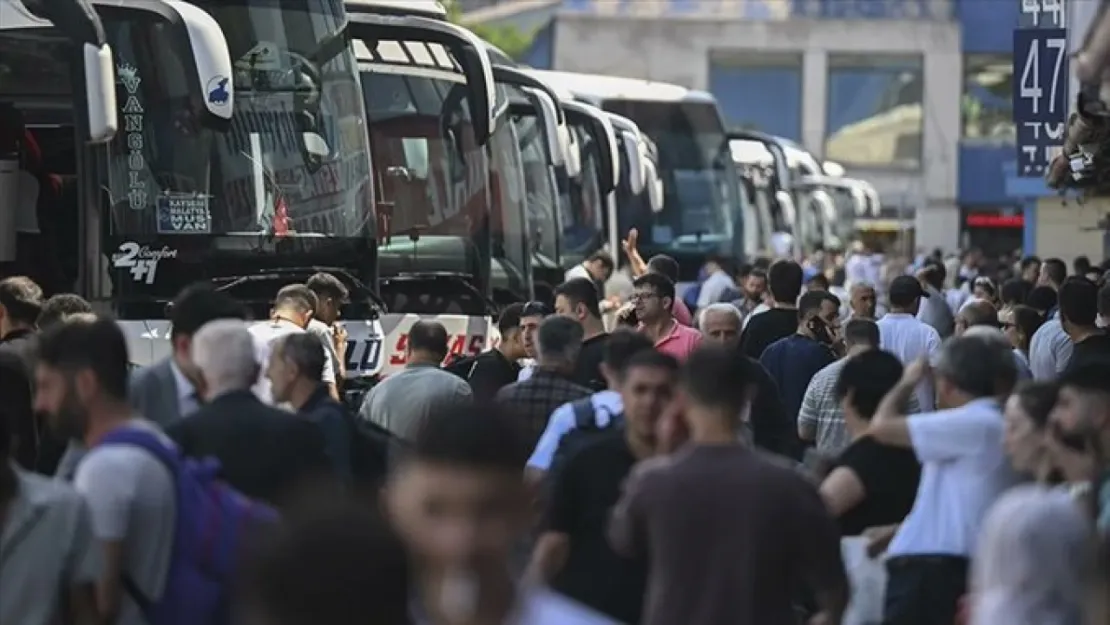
[882,555,969,625]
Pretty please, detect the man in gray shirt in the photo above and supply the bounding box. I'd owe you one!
[916,263,955,339]
[359,320,472,440]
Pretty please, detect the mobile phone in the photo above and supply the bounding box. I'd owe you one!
[808,317,833,345]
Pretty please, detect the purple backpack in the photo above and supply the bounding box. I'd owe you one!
[99,428,279,625]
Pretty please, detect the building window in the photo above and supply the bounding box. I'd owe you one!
[709,53,802,142]
[825,54,923,169]
[963,54,1014,141]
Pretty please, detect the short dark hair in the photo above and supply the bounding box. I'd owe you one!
[1042,258,1067,285]
[807,273,830,291]
[632,273,676,305]
[1001,278,1033,307]
[961,301,999,329]
[406,400,529,472]
[835,349,904,420]
[554,278,602,318]
[0,276,43,325]
[920,264,945,291]
[680,345,754,416]
[586,250,614,272]
[169,284,246,339]
[602,329,655,378]
[736,263,754,280]
[843,318,880,347]
[37,317,130,401]
[37,293,93,329]
[646,255,679,283]
[520,301,551,319]
[1058,276,1098,327]
[1099,283,1110,317]
[277,333,327,383]
[497,303,524,336]
[798,290,838,321]
[1075,256,1092,275]
[624,349,679,378]
[768,260,803,304]
[305,272,350,303]
[407,321,450,358]
[748,268,768,283]
[1020,255,1041,271]
[1026,285,1057,312]
[1012,381,1058,430]
[275,284,316,313]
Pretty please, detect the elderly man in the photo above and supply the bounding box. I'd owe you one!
[846,283,878,320]
[955,299,998,336]
[698,303,743,344]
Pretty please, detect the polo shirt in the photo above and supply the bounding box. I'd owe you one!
[645,320,702,361]
[1029,317,1073,380]
[759,334,836,422]
[877,313,941,412]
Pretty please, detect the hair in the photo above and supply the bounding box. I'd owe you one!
[934,333,1018,399]
[520,300,551,319]
[1056,358,1110,395]
[36,317,130,401]
[960,300,999,329]
[1020,255,1041,271]
[623,349,679,378]
[1075,255,1092,275]
[646,254,680,282]
[586,250,614,272]
[276,333,327,383]
[974,276,998,299]
[1008,305,1044,350]
[0,276,43,325]
[835,349,904,420]
[632,272,676,305]
[697,303,742,330]
[274,284,316,314]
[536,315,583,364]
[843,318,880,348]
[497,303,524,337]
[807,273,831,291]
[768,260,803,304]
[735,262,753,280]
[1042,258,1068,286]
[921,263,946,291]
[169,283,247,339]
[407,321,450,359]
[798,290,839,321]
[1026,285,1058,313]
[1058,276,1098,327]
[602,328,655,379]
[305,272,350,304]
[680,345,754,416]
[191,320,259,392]
[406,400,529,472]
[1100,283,1110,317]
[37,293,93,329]
[1012,381,1059,430]
[554,277,602,319]
[1001,279,1033,307]
[752,256,772,271]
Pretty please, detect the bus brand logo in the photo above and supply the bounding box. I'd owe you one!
[111,242,178,285]
[207,76,230,107]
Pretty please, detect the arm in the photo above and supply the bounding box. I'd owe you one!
[797,371,827,443]
[750,366,800,459]
[819,466,866,517]
[66,496,103,625]
[317,408,353,484]
[524,404,574,483]
[320,343,340,401]
[527,448,581,582]
[608,460,659,558]
[794,477,850,625]
[867,375,918,449]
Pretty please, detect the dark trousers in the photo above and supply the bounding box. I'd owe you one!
[882,554,969,625]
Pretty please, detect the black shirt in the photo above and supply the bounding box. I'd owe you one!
[739,308,798,359]
[572,333,609,392]
[832,436,921,536]
[1065,332,1110,375]
[547,430,647,624]
[466,349,521,398]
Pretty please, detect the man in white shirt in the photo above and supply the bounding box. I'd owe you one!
[878,276,942,411]
[696,255,736,309]
[249,284,336,404]
[865,332,1019,625]
[564,250,614,286]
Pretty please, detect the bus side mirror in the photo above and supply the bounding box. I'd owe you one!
[83,42,118,143]
[644,158,664,214]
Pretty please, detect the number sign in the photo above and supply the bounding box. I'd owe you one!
[1013,28,1068,177]
[1019,0,1066,29]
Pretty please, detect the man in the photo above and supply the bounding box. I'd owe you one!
[696,254,736,309]
[554,278,610,391]
[865,333,1020,625]
[731,267,767,318]
[1099,281,1110,329]
[916,263,955,338]
[0,275,42,360]
[387,402,616,624]
[37,293,92,329]
[846,282,877,320]
[529,350,677,623]
[1037,257,1068,303]
[739,259,804,359]
[1049,360,1110,530]
[609,346,848,625]
[1059,276,1110,373]
[166,320,331,506]
[646,254,694,326]
[954,299,999,336]
[631,273,702,361]
[564,249,614,287]
[248,284,337,404]
[516,301,552,382]
[1030,257,1074,379]
[360,320,472,441]
[760,290,840,424]
[464,303,527,397]
[267,332,352,483]
[130,284,246,425]
[1019,255,1041,283]
[496,316,592,450]
[33,319,176,625]
[877,275,942,412]
[305,272,350,388]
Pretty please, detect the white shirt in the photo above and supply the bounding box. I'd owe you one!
[168,359,199,418]
[888,398,1020,557]
[248,319,336,404]
[1029,316,1074,380]
[414,587,617,625]
[877,313,942,412]
[527,390,623,470]
[564,263,591,283]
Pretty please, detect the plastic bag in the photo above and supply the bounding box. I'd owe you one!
[841,537,887,625]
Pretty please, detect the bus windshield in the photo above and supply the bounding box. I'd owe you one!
[562,121,605,255]
[602,99,743,252]
[512,112,559,262]
[487,105,531,299]
[104,0,373,238]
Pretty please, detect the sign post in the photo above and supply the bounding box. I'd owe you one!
[1014,0,1069,177]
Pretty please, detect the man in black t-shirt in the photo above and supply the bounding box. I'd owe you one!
[466,303,527,397]
[739,260,805,359]
[554,278,610,392]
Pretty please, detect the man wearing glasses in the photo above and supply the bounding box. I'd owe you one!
[631,273,702,362]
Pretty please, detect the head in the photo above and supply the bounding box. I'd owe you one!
[963,247,983,267]
[618,350,678,448]
[598,328,654,389]
[518,301,550,359]
[1020,255,1041,282]
[698,303,742,345]
[305,272,349,326]
[386,402,530,597]
[36,293,93,330]
[849,282,877,319]
[1039,258,1067,289]
[267,333,327,405]
[272,284,316,328]
[1000,278,1033,308]
[34,318,131,442]
[797,290,841,341]
[646,254,680,283]
[407,321,450,366]
[167,284,247,384]
[973,276,999,303]
[1000,305,1043,352]
[806,272,830,292]
[1099,283,1110,328]
[1049,360,1110,471]
[1026,285,1058,315]
[1058,276,1099,338]
[932,332,1018,409]
[1075,255,1092,276]
[553,278,602,326]
[534,315,583,374]
[918,262,946,293]
[835,349,904,434]
[767,260,803,305]
[631,273,676,324]
[888,274,928,315]
[0,276,42,336]
[703,254,728,276]
[1003,381,1058,475]
[583,250,615,283]
[494,303,526,361]
[189,320,260,401]
[955,300,999,336]
[743,268,768,302]
[843,318,880,353]
[680,346,757,431]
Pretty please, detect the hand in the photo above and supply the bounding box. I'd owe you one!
[807,612,834,625]
[333,324,349,354]
[862,524,898,558]
[655,395,689,454]
[902,358,929,386]
[621,228,638,256]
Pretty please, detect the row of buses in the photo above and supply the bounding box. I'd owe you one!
[0,0,880,384]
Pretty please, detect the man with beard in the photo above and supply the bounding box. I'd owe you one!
[33,319,175,625]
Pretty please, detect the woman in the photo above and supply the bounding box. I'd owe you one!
[972,276,1000,307]
[1000,305,1043,380]
[1003,381,1058,481]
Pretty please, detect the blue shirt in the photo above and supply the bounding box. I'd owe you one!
[759,335,837,422]
[300,385,352,484]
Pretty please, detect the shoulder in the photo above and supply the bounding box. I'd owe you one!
[17,469,88,511]
[810,358,843,386]
[525,587,621,624]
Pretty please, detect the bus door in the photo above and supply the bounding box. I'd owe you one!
[560,100,618,266]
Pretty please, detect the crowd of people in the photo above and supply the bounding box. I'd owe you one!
[3,239,1110,625]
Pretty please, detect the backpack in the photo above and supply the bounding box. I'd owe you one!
[546,397,622,487]
[98,428,279,625]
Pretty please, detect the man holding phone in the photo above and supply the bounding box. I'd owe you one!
[758,290,842,425]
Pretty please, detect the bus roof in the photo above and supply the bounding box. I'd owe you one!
[528,69,715,104]
[345,0,448,19]
[0,0,51,29]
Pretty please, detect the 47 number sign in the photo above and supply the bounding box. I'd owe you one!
[1013,28,1068,176]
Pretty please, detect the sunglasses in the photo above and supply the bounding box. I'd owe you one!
[521,301,552,317]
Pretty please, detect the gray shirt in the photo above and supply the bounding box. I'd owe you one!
[917,286,956,339]
[359,364,472,440]
[307,319,342,382]
[1029,316,1073,380]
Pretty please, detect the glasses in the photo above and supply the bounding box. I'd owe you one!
[630,292,660,302]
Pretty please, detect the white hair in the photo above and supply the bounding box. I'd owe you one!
[190,319,259,395]
[698,303,742,330]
